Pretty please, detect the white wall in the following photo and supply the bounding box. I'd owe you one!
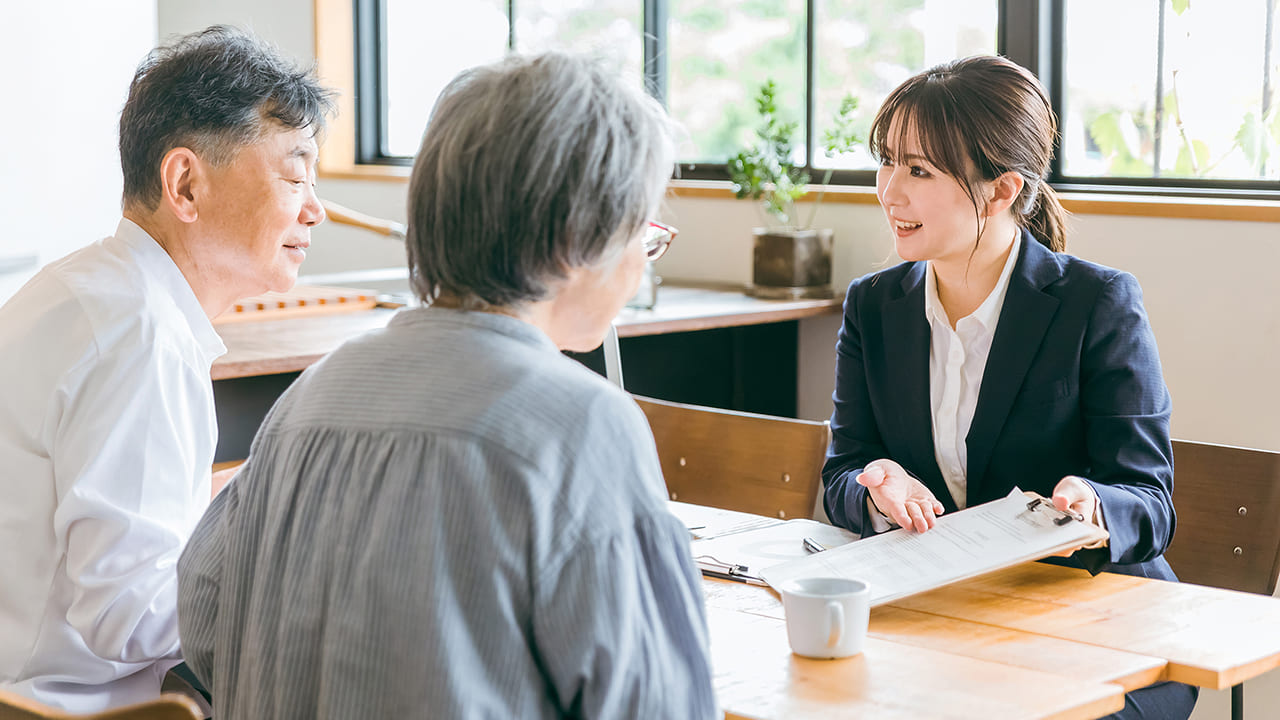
[0,1,156,300]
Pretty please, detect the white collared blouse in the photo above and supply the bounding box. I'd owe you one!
[924,233,1022,509]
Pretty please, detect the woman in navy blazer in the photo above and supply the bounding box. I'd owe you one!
[823,56,1194,719]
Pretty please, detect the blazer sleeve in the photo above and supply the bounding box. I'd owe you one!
[822,279,892,536]
[1074,271,1176,572]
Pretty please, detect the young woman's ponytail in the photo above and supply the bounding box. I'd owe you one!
[1023,182,1067,252]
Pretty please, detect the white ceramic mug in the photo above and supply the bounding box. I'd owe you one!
[779,577,870,659]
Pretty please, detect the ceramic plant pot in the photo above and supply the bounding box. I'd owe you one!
[747,228,834,299]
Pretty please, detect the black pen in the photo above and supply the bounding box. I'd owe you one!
[802,537,827,554]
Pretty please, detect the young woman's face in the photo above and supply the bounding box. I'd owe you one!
[875,119,983,266]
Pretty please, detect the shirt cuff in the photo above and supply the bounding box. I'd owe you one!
[1081,486,1109,549]
[866,496,896,533]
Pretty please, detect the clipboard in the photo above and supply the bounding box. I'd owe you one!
[760,488,1108,606]
[668,501,858,586]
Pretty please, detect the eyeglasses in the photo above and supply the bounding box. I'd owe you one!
[642,221,678,262]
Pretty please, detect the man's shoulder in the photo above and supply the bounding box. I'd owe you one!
[0,240,201,381]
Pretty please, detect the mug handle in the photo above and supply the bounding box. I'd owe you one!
[825,600,844,648]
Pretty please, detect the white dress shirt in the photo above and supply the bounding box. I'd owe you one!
[925,234,1022,509]
[0,219,225,712]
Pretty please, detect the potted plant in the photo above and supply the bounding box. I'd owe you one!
[727,81,861,299]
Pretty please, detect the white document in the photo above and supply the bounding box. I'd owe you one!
[692,518,857,579]
[667,501,783,541]
[760,488,1108,606]
[668,501,858,584]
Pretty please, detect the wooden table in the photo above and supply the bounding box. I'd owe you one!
[704,563,1280,719]
[211,282,841,381]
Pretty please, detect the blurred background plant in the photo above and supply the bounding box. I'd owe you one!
[727,81,861,230]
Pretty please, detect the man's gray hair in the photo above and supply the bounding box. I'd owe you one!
[120,25,335,211]
[407,52,677,308]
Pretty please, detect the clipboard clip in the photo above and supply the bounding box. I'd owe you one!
[1024,495,1084,526]
[695,555,752,576]
[694,555,765,584]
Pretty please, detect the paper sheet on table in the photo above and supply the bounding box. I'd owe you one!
[760,488,1108,606]
[667,501,784,541]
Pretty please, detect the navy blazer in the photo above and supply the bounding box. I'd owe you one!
[822,230,1177,579]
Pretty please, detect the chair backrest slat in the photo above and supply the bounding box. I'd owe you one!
[1166,439,1280,596]
[634,395,829,520]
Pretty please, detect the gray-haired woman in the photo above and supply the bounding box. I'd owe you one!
[177,53,718,719]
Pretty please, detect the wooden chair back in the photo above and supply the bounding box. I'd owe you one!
[634,395,829,520]
[1165,439,1280,595]
[0,691,203,720]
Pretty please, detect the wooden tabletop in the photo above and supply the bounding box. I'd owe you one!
[892,563,1280,689]
[708,605,1125,720]
[704,561,1280,719]
[211,282,842,381]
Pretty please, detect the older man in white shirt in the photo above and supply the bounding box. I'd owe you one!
[0,26,331,712]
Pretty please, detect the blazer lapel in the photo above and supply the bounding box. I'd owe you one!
[882,263,954,512]
[965,233,1062,502]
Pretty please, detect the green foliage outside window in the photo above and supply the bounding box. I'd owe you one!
[1077,0,1280,181]
[727,81,861,229]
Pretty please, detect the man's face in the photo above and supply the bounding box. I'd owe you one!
[195,126,324,299]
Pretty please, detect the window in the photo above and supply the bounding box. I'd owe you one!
[376,0,643,158]
[358,0,997,181]
[1057,1,1280,195]
[354,0,1280,199]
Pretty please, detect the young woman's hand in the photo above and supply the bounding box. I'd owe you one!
[1046,475,1102,556]
[1051,475,1099,523]
[856,459,945,533]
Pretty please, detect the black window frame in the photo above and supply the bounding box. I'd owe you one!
[354,0,1280,201]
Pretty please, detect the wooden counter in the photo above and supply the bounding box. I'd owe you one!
[211,282,842,381]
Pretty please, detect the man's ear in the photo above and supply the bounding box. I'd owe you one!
[984,171,1025,218]
[158,147,202,224]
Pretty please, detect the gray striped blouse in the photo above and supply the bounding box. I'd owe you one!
[177,308,718,719]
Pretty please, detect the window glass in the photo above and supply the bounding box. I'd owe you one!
[373,0,1271,196]
[668,0,806,165]
[384,0,508,157]
[1061,1,1278,181]
[813,0,998,172]
[513,0,643,79]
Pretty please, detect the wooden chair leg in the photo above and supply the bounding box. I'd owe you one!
[1232,682,1244,720]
